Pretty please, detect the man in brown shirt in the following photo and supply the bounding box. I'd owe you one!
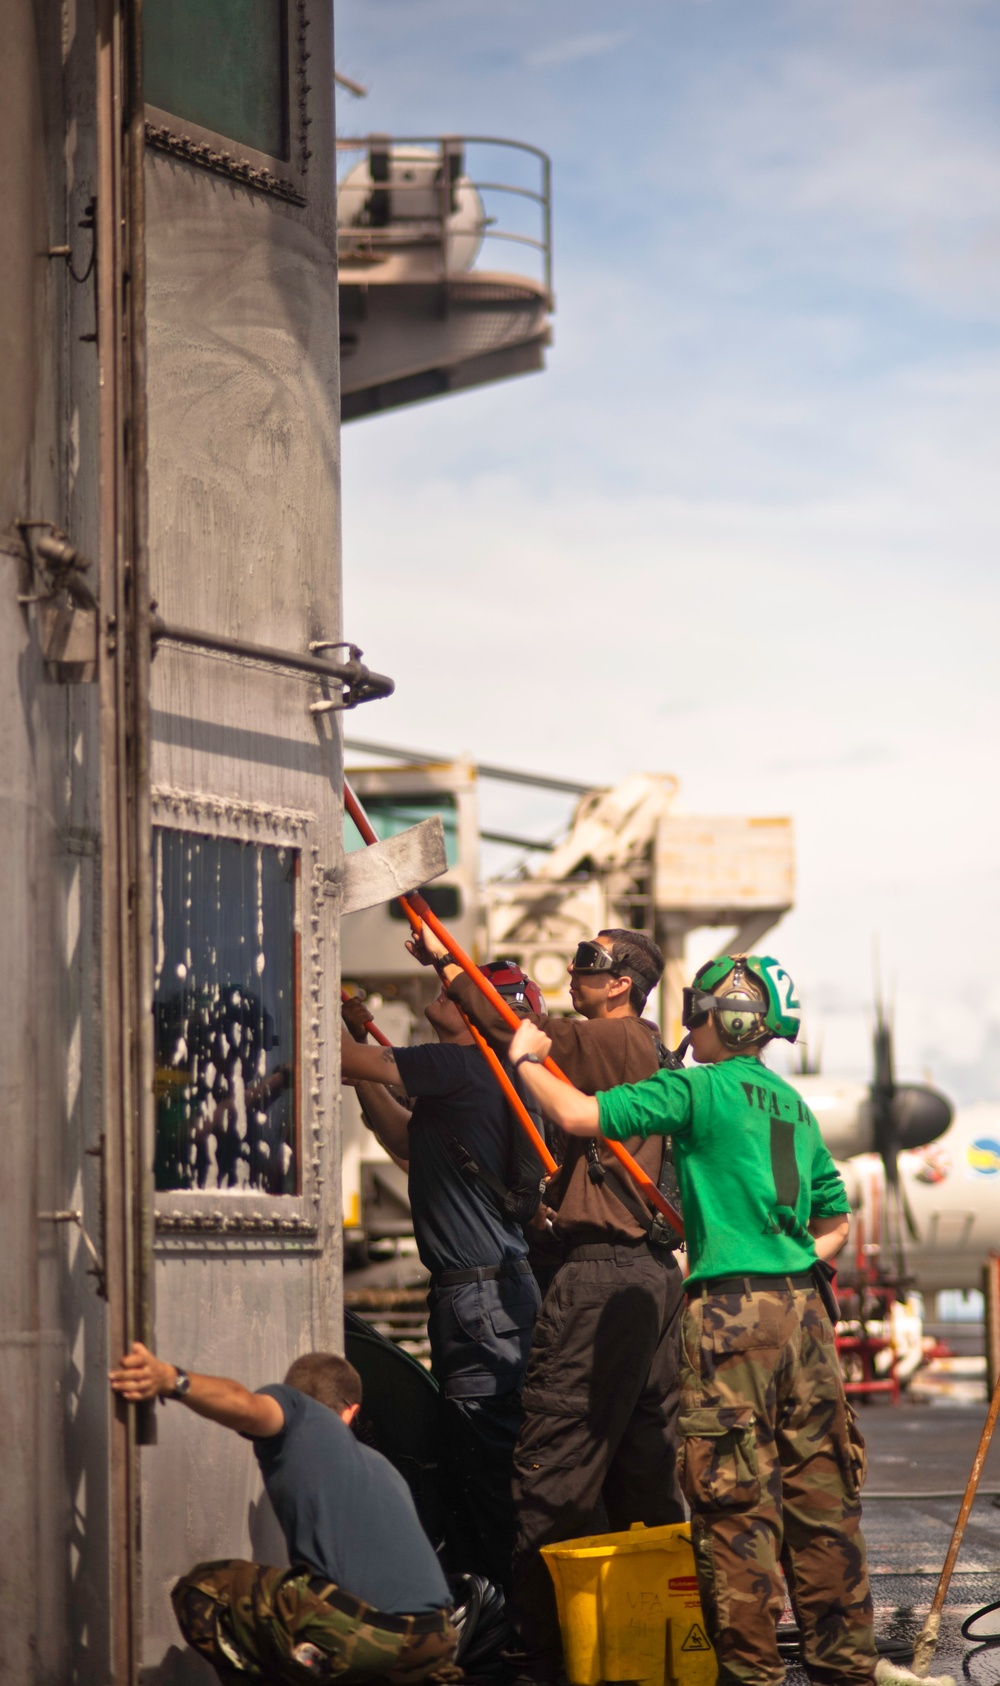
[409,926,685,1686]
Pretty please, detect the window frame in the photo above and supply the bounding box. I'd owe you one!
[144,0,311,208]
[150,787,324,1241]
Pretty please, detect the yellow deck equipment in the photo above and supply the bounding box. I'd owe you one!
[541,1521,717,1686]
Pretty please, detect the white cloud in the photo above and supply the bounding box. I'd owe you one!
[525,29,633,69]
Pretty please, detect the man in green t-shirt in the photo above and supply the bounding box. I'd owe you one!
[508,954,937,1686]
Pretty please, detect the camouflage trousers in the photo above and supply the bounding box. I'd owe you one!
[679,1281,877,1686]
[172,1559,461,1686]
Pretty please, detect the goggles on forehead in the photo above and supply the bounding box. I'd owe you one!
[570,941,623,976]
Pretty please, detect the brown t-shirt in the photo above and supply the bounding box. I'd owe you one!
[446,972,663,1246]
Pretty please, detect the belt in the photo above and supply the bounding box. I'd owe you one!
[305,1575,453,1635]
[433,1258,533,1287]
[686,1271,815,1298]
[564,1240,662,1262]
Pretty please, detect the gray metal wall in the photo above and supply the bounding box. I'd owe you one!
[0,3,346,1680]
[141,2,344,1674]
[0,3,106,1681]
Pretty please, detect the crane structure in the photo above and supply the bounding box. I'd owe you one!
[482,771,795,1041]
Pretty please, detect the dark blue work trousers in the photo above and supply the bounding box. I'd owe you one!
[428,1266,540,1590]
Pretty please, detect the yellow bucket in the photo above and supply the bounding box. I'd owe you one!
[541,1521,717,1686]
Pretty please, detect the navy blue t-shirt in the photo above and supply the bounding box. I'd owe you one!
[253,1385,451,1614]
[393,1042,530,1275]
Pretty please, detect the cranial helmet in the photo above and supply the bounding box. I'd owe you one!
[682,954,801,1049]
[481,959,544,1018]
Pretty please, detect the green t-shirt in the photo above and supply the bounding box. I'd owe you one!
[598,1056,849,1285]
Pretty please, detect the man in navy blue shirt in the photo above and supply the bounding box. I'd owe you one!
[110,1341,457,1686]
[341,967,546,1589]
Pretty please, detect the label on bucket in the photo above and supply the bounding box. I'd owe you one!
[668,1578,699,1592]
[680,1622,712,1653]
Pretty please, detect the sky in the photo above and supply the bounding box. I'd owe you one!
[335,0,1000,1106]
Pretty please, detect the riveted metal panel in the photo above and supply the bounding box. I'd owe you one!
[140,0,343,1673]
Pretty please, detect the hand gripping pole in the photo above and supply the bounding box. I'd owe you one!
[344,779,682,1233]
[341,989,393,1048]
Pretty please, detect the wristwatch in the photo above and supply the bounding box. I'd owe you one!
[513,1052,544,1070]
[167,1365,191,1400]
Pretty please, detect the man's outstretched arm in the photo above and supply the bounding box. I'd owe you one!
[508,1022,601,1135]
[341,1030,404,1089]
[109,1341,285,1437]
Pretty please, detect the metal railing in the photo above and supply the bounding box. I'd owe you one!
[336,134,553,297]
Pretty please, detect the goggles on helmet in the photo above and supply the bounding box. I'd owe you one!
[570,941,622,976]
[681,957,768,1045]
[681,987,721,1030]
[481,959,544,1017]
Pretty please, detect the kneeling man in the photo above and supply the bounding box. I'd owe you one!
[110,1341,459,1686]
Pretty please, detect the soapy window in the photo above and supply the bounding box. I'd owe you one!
[153,829,298,1194]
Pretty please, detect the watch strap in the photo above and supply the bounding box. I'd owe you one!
[169,1365,191,1399]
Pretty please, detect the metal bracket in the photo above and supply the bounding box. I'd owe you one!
[47,196,97,284]
[150,617,394,711]
[15,520,96,607]
[38,1208,108,1300]
[13,520,98,680]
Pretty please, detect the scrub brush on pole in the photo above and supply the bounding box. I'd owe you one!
[874,1662,954,1686]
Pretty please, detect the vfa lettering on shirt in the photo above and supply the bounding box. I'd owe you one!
[739,1081,812,1124]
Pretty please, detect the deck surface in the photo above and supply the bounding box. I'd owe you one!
[343,1274,1000,1682]
[786,1401,1000,1684]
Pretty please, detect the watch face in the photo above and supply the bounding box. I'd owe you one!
[173,1368,191,1396]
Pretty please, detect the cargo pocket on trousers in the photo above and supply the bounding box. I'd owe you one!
[447,1283,488,1344]
[678,1404,760,1511]
[487,1275,541,1337]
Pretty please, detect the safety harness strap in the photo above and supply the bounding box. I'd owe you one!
[583,1030,687,1250]
[447,1067,550,1227]
[586,1142,684,1251]
[448,1136,546,1228]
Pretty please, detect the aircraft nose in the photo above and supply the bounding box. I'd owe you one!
[892,1083,953,1150]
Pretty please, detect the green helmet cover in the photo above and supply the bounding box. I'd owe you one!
[692,953,801,1043]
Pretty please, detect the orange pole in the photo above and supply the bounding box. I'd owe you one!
[464,1019,558,1177]
[344,779,682,1234]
